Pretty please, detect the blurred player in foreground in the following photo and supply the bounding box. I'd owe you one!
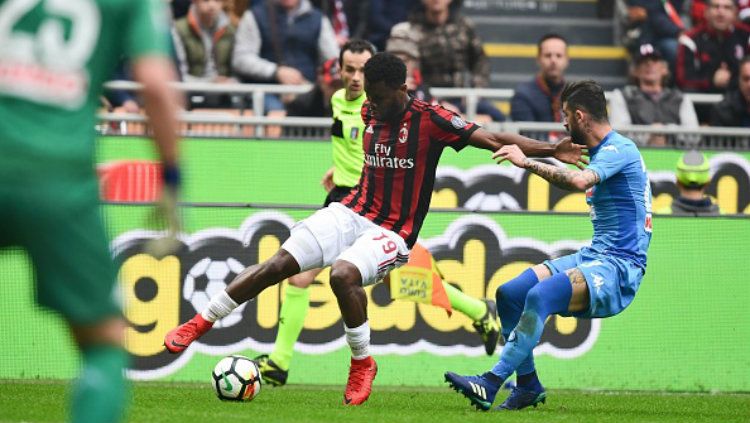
[0,1,182,422]
[445,81,652,411]
[256,39,502,387]
[165,53,585,406]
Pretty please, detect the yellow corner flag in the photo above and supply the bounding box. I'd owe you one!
[389,243,452,316]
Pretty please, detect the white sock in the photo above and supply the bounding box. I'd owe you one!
[201,291,239,322]
[344,321,370,360]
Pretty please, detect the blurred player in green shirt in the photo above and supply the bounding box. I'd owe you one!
[254,39,500,387]
[0,1,181,421]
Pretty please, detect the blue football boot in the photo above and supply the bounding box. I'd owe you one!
[495,385,547,410]
[444,371,500,411]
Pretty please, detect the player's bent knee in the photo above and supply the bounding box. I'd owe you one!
[523,285,545,310]
[532,263,552,281]
[260,250,301,282]
[288,268,321,288]
[71,317,126,348]
[329,261,362,296]
[288,274,313,288]
[496,283,508,305]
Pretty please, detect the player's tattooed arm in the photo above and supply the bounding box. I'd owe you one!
[522,159,600,191]
[469,129,555,156]
[473,130,587,168]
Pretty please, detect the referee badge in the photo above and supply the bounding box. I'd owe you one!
[350,127,359,140]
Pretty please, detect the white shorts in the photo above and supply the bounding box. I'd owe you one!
[281,202,410,286]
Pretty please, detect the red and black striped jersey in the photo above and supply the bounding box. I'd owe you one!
[341,97,479,247]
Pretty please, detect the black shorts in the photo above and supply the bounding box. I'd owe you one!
[323,186,355,207]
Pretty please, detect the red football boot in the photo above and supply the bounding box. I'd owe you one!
[163,314,214,353]
[343,356,378,405]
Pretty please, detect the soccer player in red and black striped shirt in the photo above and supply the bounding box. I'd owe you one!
[164,53,586,406]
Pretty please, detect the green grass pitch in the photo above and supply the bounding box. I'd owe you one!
[1,380,748,423]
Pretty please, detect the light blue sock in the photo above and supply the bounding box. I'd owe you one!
[496,268,539,377]
[491,272,572,381]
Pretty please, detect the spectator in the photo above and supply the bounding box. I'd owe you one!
[689,0,749,27]
[172,0,238,109]
[626,0,684,70]
[225,0,248,26]
[172,0,192,19]
[691,0,709,27]
[313,0,371,46]
[393,0,504,121]
[286,58,343,116]
[232,0,339,113]
[511,33,569,123]
[741,0,750,24]
[385,24,435,104]
[367,0,418,51]
[710,56,750,126]
[609,44,698,146]
[103,61,141,114]
[676,0,750,93]
[657,150,721,215]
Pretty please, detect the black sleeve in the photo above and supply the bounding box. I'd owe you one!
[331,117,344,137]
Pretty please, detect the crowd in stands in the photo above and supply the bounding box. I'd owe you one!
[621,0,750,133]
[103,0,750,143]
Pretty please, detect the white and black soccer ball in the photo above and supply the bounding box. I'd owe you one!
[212,355,262,401]
[184,257,246,328]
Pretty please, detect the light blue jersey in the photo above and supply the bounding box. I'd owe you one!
[585,131,652,269]
[545,131,652,318]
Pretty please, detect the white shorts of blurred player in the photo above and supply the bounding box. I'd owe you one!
[281,202,410,286]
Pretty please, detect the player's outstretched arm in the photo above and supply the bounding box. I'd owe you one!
[133,56,184,256]
[132,56,182,168]
[494,145,599,192]
[468,128,588,168]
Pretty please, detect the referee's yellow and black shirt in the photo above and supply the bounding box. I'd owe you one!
[330,88,367,188]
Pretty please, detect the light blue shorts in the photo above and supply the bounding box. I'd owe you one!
[543,248,644,318]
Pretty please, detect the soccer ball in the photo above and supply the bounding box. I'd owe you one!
[184,257,246,328]
[211,355,262,401]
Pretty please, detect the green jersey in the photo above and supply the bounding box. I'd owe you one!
[0,0,170,174]
[330,88,366,188]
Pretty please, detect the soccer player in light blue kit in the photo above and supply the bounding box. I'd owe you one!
[445,80,653,411]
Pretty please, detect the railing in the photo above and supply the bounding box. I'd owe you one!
[97,112,331,139]
[103,80,725,122]
[489,121,750,150]
[97,112,750,150]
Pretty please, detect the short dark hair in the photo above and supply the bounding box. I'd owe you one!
[561,80,608,122]
[741,55,750,69]
[339,39,377,67]
[364,52,406,89]
[708,0,737,8]
[537,33,568,55]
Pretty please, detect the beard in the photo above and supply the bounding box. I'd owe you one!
[569,124,587,146]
